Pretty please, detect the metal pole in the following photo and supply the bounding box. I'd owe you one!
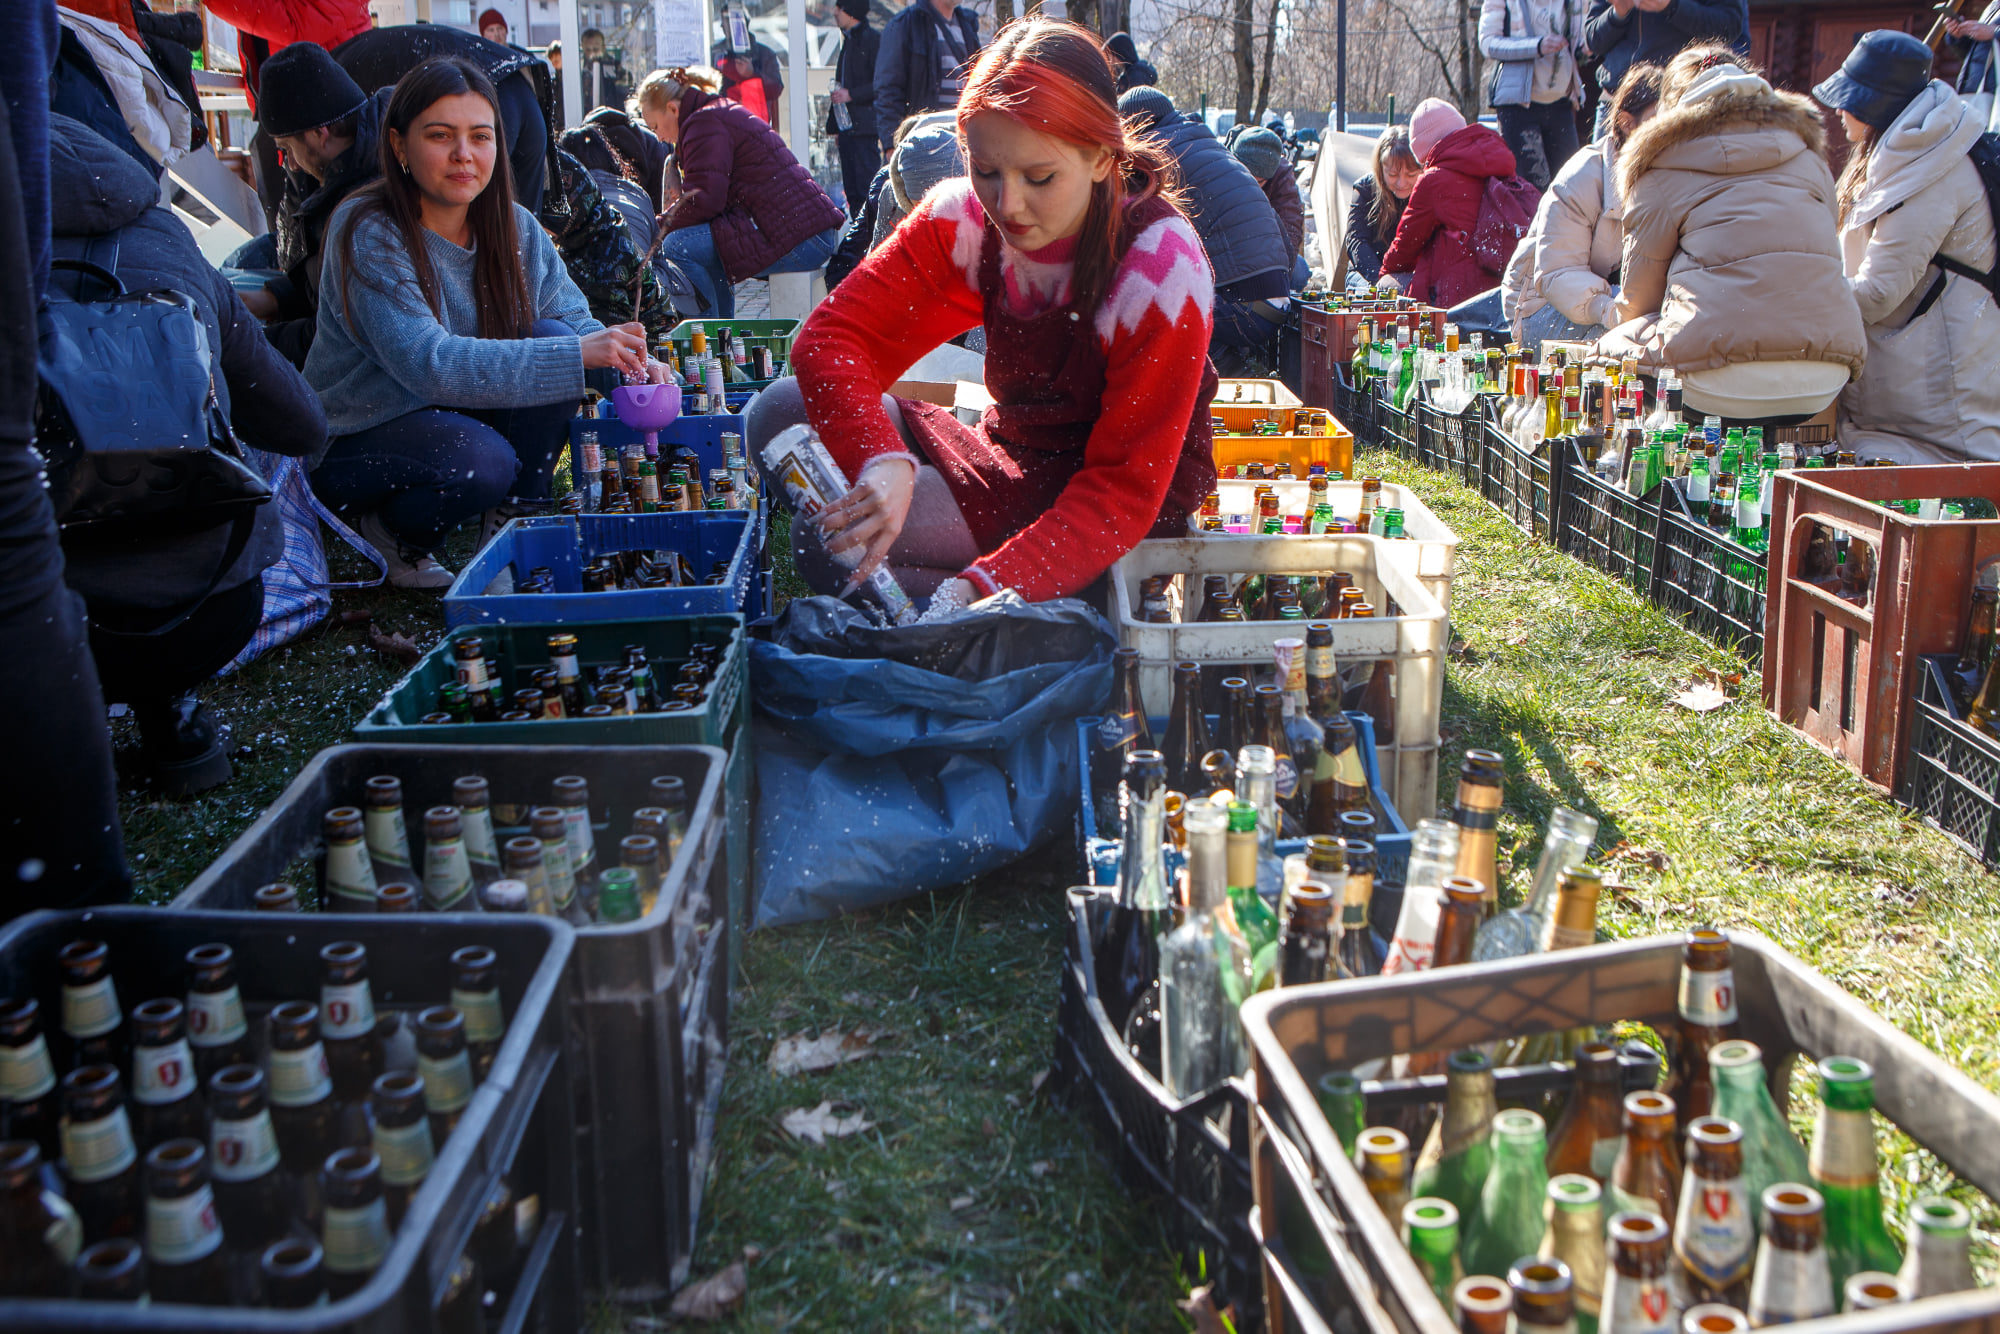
[561,0,583,131]
[786,0,809,156]
[1336,0,1346,132]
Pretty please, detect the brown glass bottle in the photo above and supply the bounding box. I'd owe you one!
[414,1007,476,1143]
[265,1001,343,1212]
[1610,1090,1682,1228]
[1254,684,1303,829]
[206,1064,290,1254]
[260,1238,325,1308]
[252,883,300,912]
[1307,703,1371,835]
[184,944,253,1082]
[1747,1186,1835,1324]
[619,834,662,907]
[1431,876,1488,970]
[58,939,126,1072]
[369,1071,434,1228]
[73,1237,146,1301]
[1456,1276,1515,1334]
[501,836,554,916]
[1161,662,1212,795]
[60,1064,141,1243]
[449,946,506,1082]
[1358,653,1395,740]
[0,999,62,1161]
[1451,751,1504,914]
[0,1140,81,1296]
[1218,677,1255,763]
[437,1252,484,1334]
[1510,1257,1579,1334]
[1357,1125,1412,1222]
[1280,881,1336,986]
[318,943,384,1109]
[530,808,580,920]
[1602,1211,1677,1334]
[141,1138,228,1305]
[376,883,420,914]
[1338,839,1381,977]
[129,999,207,1153]
[454,776,502,886]
[1668,930,1740,1130]
[321,1147,392,1300]
[421,807,476,911]
[1545,1041,1625,1184]
[471,1177,519,1291]
[1091,647,1154,829]
[1673,1116,1753,1308]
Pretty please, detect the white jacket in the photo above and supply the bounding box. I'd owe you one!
[1478,0,1587,107]
[1503,136,1622,333]
[1838,81,2000,463]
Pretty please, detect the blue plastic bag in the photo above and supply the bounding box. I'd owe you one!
[750,593,1114,927]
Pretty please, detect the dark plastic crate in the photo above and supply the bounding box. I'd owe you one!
[1552,441,1689,597]
[1478,417,1562,541]
[1901,654,2000,869]
[1651,506,1767,667]
[1331,367,1378,449]
[443,514,762,628]
[173,743,732,1302]
[1375,387,1420,465]
[0,906,578,1334]
[1415,397,1483,489]
[565,391,757,486]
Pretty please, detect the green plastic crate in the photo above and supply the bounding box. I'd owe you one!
[664,317,798,390]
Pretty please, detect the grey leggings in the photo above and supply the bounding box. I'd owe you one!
[745,377,981,599]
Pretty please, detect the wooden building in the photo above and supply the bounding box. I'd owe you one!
[1749,0,1962,165]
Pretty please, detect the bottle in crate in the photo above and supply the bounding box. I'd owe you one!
[1706,1040,1808,1212]
[1316,1069,1363,1156]
[1357,1126,1412,1222]
[1509,1257,1578,1334]
[1672,1116,1753,1308]
[0,1140,81,1296]
[1746,1186,1835,1325]
[61,1064,141,1244]
[1809,1056,1901,1298]
[1666,930,1740,1128]
[1545,1176,1607,1333]
[1096,751,1168,1040]
[0,999,62,1162]
[1462,1107,1549,1278]
[264,1001,339,1221]
[318,943,384,1121]
[1404,1197,1463,1308]
[260,1237,325,1308]
[320,1146,391,1300]
[129,999,206,1154]
[184,944,252,1081]
[1473,806,1598,963]
[1091,648,1154,833]
[1899,1196,1975,1298]
[1609,1091,1680,1226]
[207,1064,290,1257]
[1412,1048,1495,1223]
[449,947,506,1082]
[1601,1211,1677,1334]
[1545,1041,1625,1185]
[59,939,126,1073]
[369,1071,433,1229]
[414,1007,476,1142]
[141,1138,228,1305]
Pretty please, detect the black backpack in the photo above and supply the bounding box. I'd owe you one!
[1930,131,2000,306]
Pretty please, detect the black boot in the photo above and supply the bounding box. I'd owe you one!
[133,693,232,797]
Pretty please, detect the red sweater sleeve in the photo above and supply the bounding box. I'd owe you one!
[1380,174,1444,276]
[969,212,1214,603]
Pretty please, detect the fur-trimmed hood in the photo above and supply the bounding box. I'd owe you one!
[1618,80,1827,198]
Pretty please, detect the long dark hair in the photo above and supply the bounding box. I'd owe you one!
[336,56,535,340]
[957,19,1184,318]
[1369,126,1416,249]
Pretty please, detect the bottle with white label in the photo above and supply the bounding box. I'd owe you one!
[421,807,477,911]
[413,1007,476,1143]
[1541,1175,1606,1333]
[453,777,501,886]
[322,808,380,912]
[58,939,126,1072]
[1747,1185,1836,1326]
[0,1140,82,1297]
[550,776,601,914]
[1672,1116,1753,1308]
[369,1071,434,1228]
[1601,1210,1680,1334]
[318,943,385,1113]
[530,808,581,920]
[265,1001,341,1226]
[1810,1056,1902,1301]
[183,943,252,1082]
[128,999,206,1153]
[59,1064,141,1244]
[1899,1195,1976,1299]
[449,946,507,1082]
[141,1138,228,1305]
[320,1146,391,1300]
[0,999,61,1162]
[206,1064,290,1254]
[362,775,415,882]
[1669,929,1741,1130]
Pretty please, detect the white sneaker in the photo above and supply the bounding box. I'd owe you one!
[349,510,456,591]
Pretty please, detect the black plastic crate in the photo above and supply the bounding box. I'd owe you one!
[173,743,731,1302]
[1650,507,1767,667]
[1415,397,1483,489]
[1375,387,1420,464]
[0,907,578,1334]
[1552,441,1688,597]
[1901,654,2000,869]
[1331,367,1378,447]
[1053,886,1259,1323]
[1478,418,1561,541]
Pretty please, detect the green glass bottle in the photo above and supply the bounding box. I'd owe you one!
[1809,1057,1901,1302]
[1405,1197,1463,1308]
[1462,1107,1550,1278]
[1316,1070,1364,1158]
[1898,1196,1975,1299]
[1412,1049,1497,1223]
[1707,1040,1809,1224]
[1541,1175,1605,1334]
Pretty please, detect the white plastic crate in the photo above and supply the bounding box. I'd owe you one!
[1189,479,1459,610]
[1109,533,1445,821]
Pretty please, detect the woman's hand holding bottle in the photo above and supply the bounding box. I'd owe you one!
[581,322,649,377]
[816,456,917,579]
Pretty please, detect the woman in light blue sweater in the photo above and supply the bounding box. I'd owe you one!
[307,56,654,587]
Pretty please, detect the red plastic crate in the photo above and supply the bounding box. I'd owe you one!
[1763,463,2000,790]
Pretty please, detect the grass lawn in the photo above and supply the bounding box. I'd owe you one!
[118,447,2000,1329]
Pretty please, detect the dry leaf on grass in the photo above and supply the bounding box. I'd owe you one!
[780,1101,874,1146]
[1670,665,1734,713]
[767,1027,882,1076]
[1028,1068,1050,1097]
[669,1261,746,1319]
[1177,1284,1233,1334]
[1606,840,1672,873]
[366,625,423,666]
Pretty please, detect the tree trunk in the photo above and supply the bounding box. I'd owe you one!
[1253,0,1281,121]
[1457,0,1482,116]
[1232,0,1256,121]
[995,0,1014,23]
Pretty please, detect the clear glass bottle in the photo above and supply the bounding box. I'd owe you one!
[1463,1108,1551,1278]
[1413,1049,1497,1222]
[1406,1197,1464,1307]
[1706,1040,1808,1216]
[1473,807,1598,961]
[1747,1185,1835,1325]
[1898,1196,1975,1299]
[1601,1210,1679,1334]
[1541,1175,1606,1334]
[1809,1056,1902,1299]
[1381,820,1463,974]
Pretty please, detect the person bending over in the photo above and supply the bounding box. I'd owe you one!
[1345,127,1419,285]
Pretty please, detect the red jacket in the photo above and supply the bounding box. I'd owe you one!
[1381,123,1520,307]
[664,89,845,283]
[204,0,371,111]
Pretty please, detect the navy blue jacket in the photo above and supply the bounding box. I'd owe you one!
[873,1,981,147]
[830,20,881,138]
[1127,103,1289,291]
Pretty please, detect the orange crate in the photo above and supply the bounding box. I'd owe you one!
[1209,418,1357,481]
[1763,463,2000,790]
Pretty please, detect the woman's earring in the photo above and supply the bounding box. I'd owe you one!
[399,158,410,174]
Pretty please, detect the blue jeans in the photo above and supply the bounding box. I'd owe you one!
[661,223,842,318]
[1519,301,1606,352]
[312,320,580,550]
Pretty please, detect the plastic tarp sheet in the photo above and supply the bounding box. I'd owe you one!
[749,593,1114,927]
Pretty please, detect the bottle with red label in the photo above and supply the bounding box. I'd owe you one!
[1672,1116,1753,1308]
[1668,929,1741,1130]
[141,1138,228,1305]
[183,945,253,1084]
[206,1064,290,1255]
[128,999,207,1153]
[1601,1211,1681,1334]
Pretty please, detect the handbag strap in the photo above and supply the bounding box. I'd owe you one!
[88,508,258,640]
[48,237,123,299]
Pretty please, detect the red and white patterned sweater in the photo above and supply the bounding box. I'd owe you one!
[792,177,1217,603]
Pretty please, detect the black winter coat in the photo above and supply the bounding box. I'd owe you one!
[873,1,981,147]
[265,87,388,368]
[1581,0,1747,93]
[830,20,881,138]
[1127,105,1289,290]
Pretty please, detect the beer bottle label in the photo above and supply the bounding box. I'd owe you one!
[418,1050,475,1114]
[267,1043,334,1107]
[146,1185,223,1265]
[1273,754,1300,800]
[322,1198,391,1274]
[1748,1247,1834,1324]
[455,656,489,692]
[462,810,500,871]
[552,648,580,686]
[1678,967,1738,1026]
[326,838,380,907]
[1334,739,1370,803]
[210,1111,281,1181]
[1096,710,1140,751]
[40,1191,82,1266]
[373,1118,435,1187]
[364,806,412,869]
[1807,1107,1878,1187]
[132,1039,196,1105]
[1549,921,1597,951]
[450,989,506,1046]
[0,1034,57,1101]
[1602,1271,1676,1334]
[423,837,474,910]
[540,837,578,911]
[61,1107,138,1183]
[1675,1175,1753,1285]
[319,982,377,1040]
[186,987,247,1048]
[61,976,120,1039]
[562,806,596,875]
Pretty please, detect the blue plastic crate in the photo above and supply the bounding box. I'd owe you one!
[568,393,759,484]
[445,511,761,628]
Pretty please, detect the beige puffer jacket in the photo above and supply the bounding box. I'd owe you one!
[1504,135,1623,333]
[1599,70,1865,377]
[1838,81,2000,463]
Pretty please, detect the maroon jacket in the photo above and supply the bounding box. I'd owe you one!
[665,88,845,282]
[1263,158,1306,265]
[1381,123,1521,307]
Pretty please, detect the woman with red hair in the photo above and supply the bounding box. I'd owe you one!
[747,17,1217,608]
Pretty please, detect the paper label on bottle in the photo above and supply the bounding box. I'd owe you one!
[540,835,578,910]
[1678,967,1737,1026]
[0,1034,57,1101]
[326,839,379,906]
[364,806,412,868]
[320,981,377,1039]
[451,989,505,1046]
[62,976,120,1039]
[562,805,595,874]
[1096,710,1140,751]
[1675,1175,1753,1284]
[1307,645,1337,680]
[1273,753,1300,800]
[267,1043,334,1107]
[1807,1107,1879,1188]
[210,1111,281,1181]
[373,1117,435,1187]
[1548,922,1597,951]
[323,1198,391,1273]
[552,650,580,686]
[61,1107,137,1183]
[462,810,500,870]
[418,1050,475,1114]
[455,656,489,692]
[423,837,474,910]
[1601,1271,1676,1334]
[186,987,247,1048]
[146,1186,223,1265]
[1748,1246,1834,1323]
[41,1190,82,1265]
[133,1039,196,1105]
